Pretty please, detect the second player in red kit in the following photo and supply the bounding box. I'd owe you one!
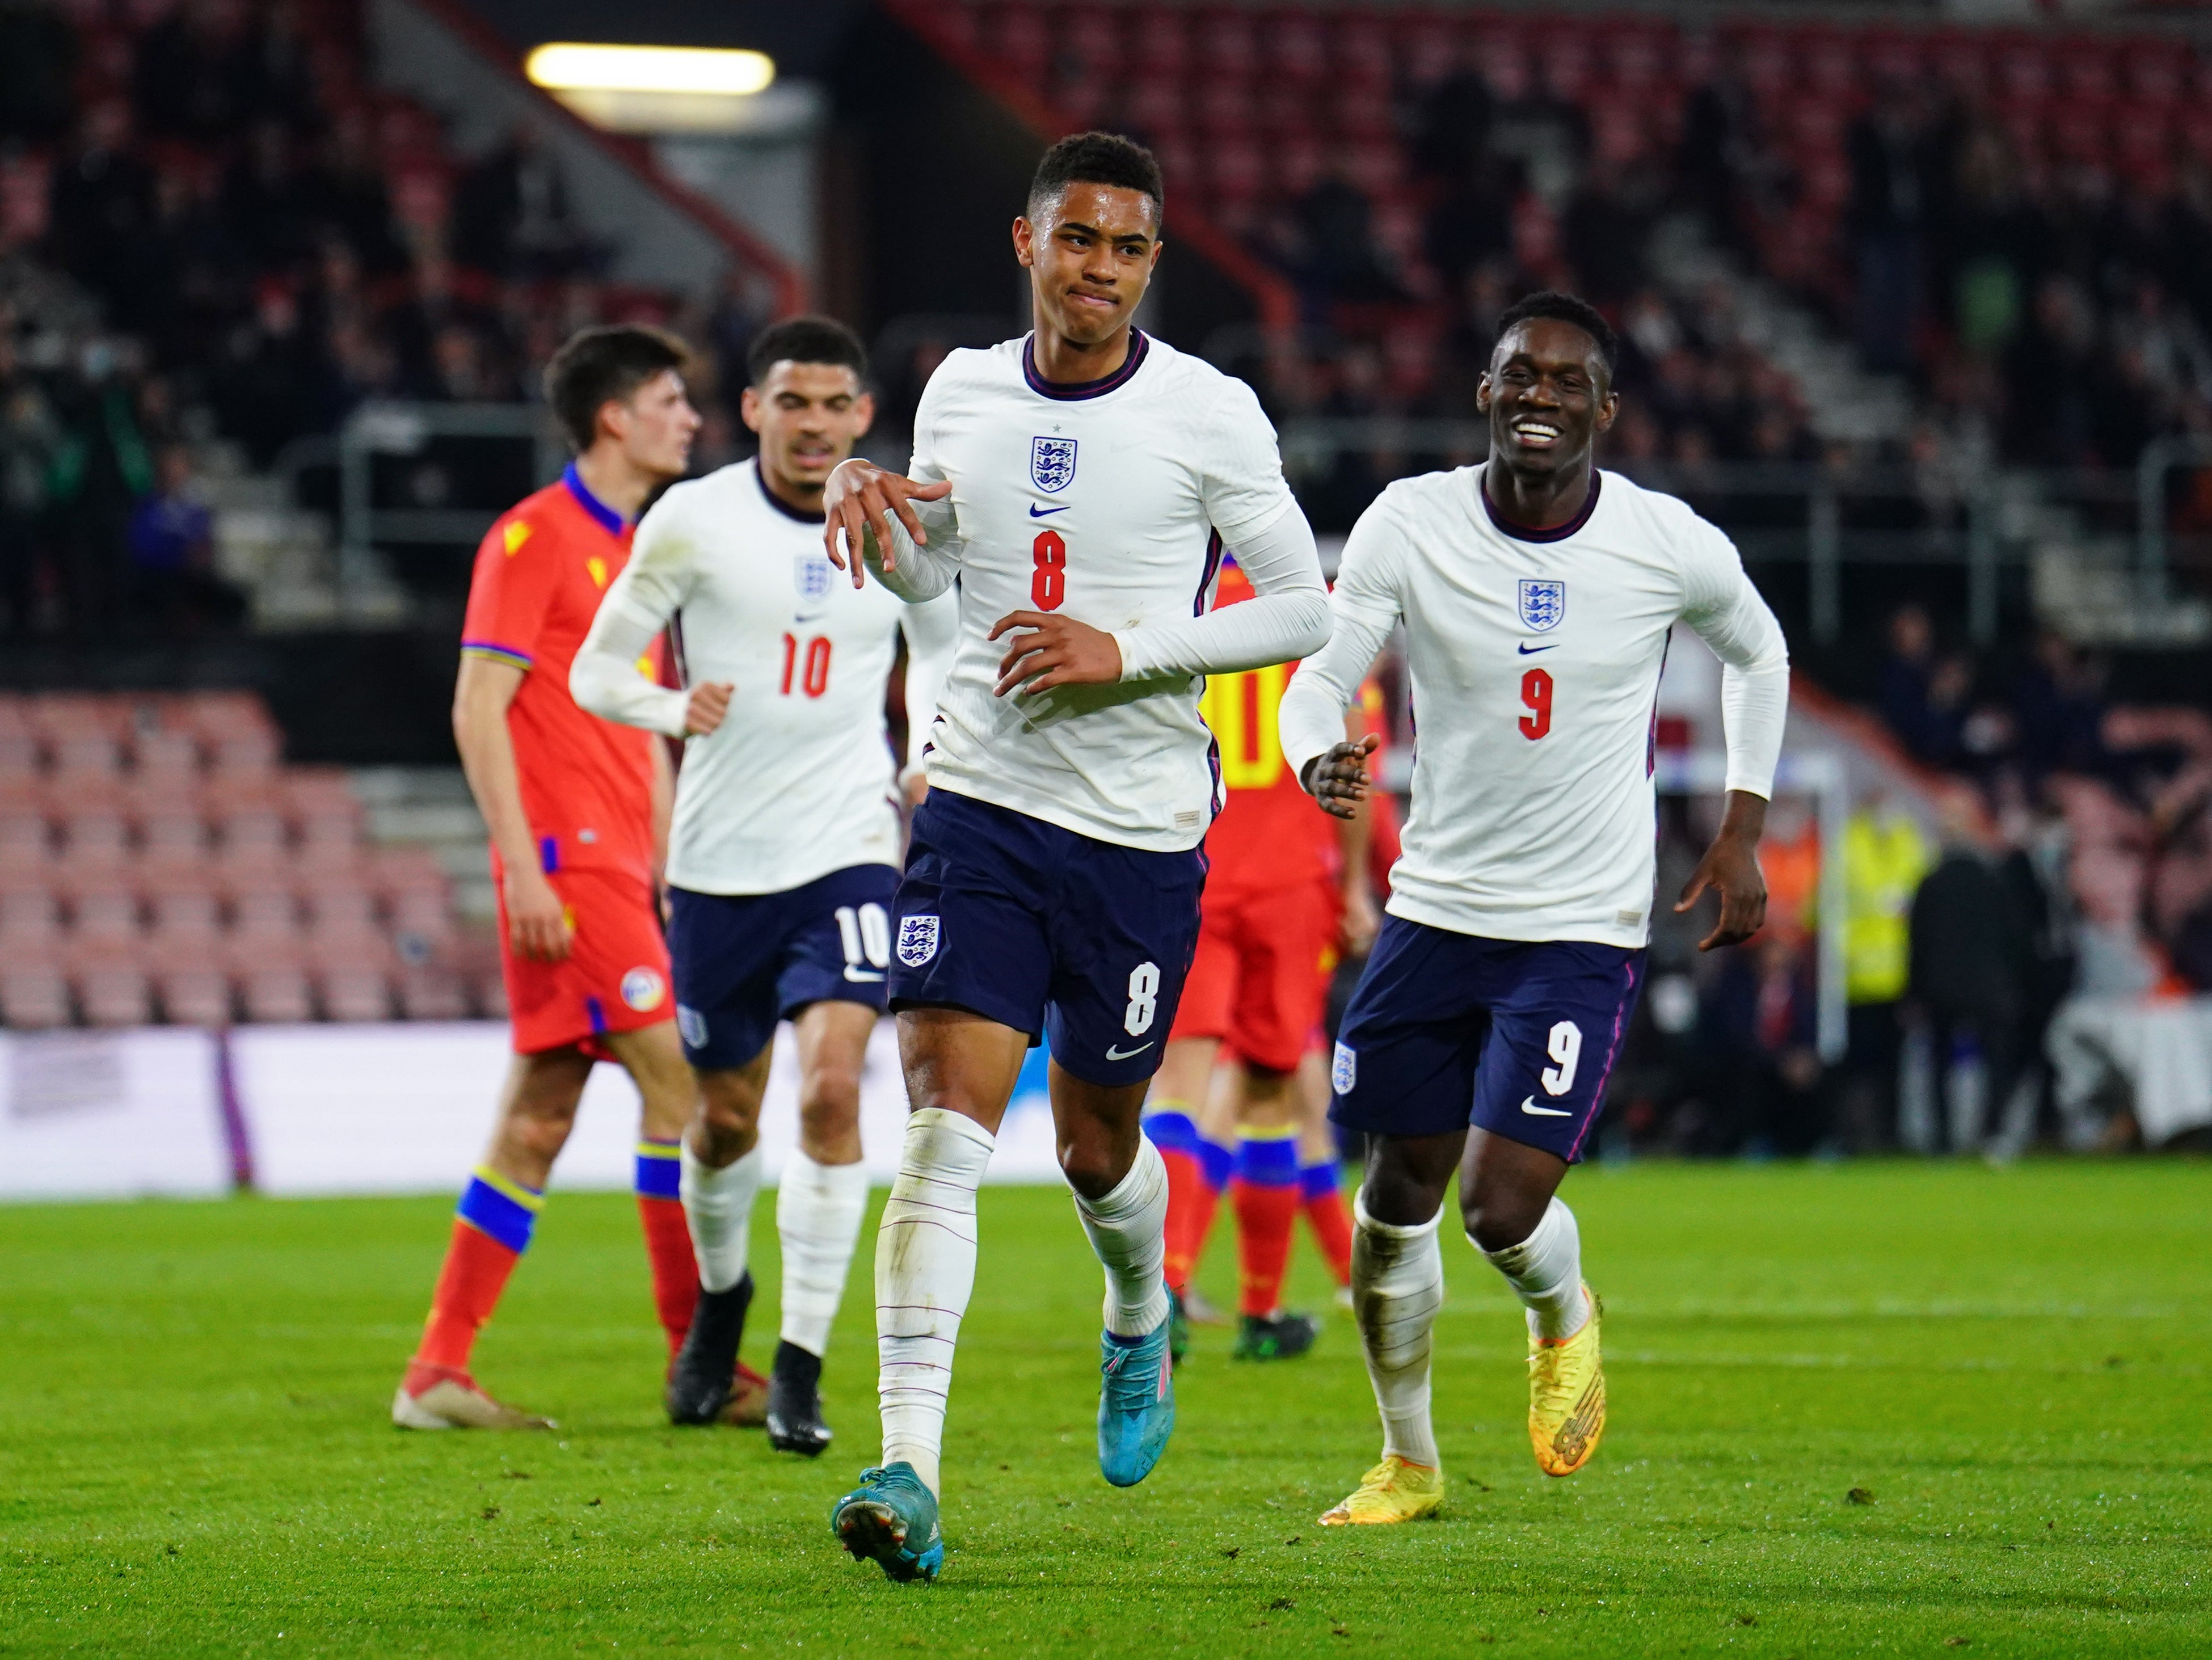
[1147,557,1377,1360]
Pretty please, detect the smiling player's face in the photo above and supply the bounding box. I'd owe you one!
[742,360,872,500]
[1477,319,1619,479]
[1014,182,1162,349]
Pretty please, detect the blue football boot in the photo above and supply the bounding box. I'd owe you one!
[1097,1316,1177,1487]
[830,1462,944,1582]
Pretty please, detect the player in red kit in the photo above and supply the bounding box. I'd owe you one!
[1144,557,1379,1361]
[393,325,738,1430]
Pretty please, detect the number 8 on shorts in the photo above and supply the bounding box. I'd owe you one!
[1124,962,1160,1036]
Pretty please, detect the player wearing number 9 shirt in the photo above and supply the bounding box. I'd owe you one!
[815,133,1330,1582]
[572,317,956,1456]
[1279,292,1790,1527]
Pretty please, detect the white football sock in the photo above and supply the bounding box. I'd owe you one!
[681,1143,762,1295]
[1070,1135,1172,1338]
[1479,1196,1590,1342]
[876,1107,995,1497]
[777,1148,870,1358]
[1351,1187,1444,1470]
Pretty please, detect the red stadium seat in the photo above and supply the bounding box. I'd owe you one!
[397,966,469,1022]
[319,964,394,1023]
[0,808,48,859]
[230,884,302,942]
[155,962,235,1027]
[1195,80,1254,137]
[988,2,1050,77]
[1333,18,1392,91]
[214,803,289,854]
[1263,10,1326,85]
[0,964,71,1029]
[148,886,223,945]
[71,950,154,1029]
[1131,9,1190,79]
[129,727,202,780]
[0,887,59,949]
[1062,8,1123,80]
[69,883,141,947]
[235,949,315,1025]
[1195,11,1257,82]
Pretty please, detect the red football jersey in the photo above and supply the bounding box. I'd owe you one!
[460,465,660,883]
[1198,560,1340,898]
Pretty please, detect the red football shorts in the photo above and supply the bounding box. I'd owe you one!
[497,866,674,1055]
[1168,877,1339,1075]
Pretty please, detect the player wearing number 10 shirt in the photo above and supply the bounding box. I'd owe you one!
[817,133,1330,1583]
[572,317,956,1457]
[1280,292,1790,1528]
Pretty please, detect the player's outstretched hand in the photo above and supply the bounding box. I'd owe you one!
[989,611,1123,697]
[1675,798,1769,951]
[1300,735,1379,821]
[821,458,951,587]
[504,865,573,963]
[684,680,733,737]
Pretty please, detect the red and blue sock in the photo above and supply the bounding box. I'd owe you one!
[1300,1158,1354,1288]
[408,1166,542,1391]
[1231,1126,1301,1317]
[635,1137,698,1358]
[1148,1108,1234,1293]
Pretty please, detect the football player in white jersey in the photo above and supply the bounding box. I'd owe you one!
[812,133,1330,1581]
[571,316,955,1456]
[1279,292,1789,1527]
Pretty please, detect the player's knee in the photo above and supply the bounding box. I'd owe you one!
[1460,1188,1545,1254]
[1054,1134,1125,1199]
[505,1102,578,1163]
[799,1063,862,1134]
[698,1074,764,1140]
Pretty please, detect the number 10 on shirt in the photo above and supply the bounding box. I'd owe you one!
[780,633,831,697]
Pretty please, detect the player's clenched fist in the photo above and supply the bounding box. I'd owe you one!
[503,865,573,962]
[821,457,951,587]
[684,680,734,736]
[989,610,1123,697]
[1300,733,1379,821]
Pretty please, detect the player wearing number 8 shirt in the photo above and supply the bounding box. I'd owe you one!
[1280,292,1789,1527]
[815,133,1330,1582]
[571,317,956,1456]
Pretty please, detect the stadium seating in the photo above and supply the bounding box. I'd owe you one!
[0,690,482,1030]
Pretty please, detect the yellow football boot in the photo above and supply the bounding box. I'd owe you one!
[1317,1455,1445,1526]
[1528,1283,1604,1476]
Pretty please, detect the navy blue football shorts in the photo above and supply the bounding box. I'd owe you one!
[888,787,1206,1088]
[665,864,899,1071]
[1329,915,1647,1164]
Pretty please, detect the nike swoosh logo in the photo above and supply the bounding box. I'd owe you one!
[1029,503,1068,517]
[1105,1041,1155,1060]
[842,967,885,983]
[795,611,828,624]
[1518,642,1558,654]
[1520,1096,1573,1117]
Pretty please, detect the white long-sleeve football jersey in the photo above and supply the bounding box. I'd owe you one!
[570,458,956,896]
[1280,464,1789,949]
[863,330,1329,852]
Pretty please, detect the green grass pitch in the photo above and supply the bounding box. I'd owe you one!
[2,1160,2206,1658]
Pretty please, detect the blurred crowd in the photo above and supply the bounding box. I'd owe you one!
[1600,598,2212,1161]
[0,0,777,637]
[961,6,2212,538]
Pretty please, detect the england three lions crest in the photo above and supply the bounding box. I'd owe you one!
[1030,436,1077,494]
[1518,579,1566,632]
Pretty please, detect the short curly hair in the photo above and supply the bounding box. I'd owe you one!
[1028,130,1164,221]
[1493,290,1619,381]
